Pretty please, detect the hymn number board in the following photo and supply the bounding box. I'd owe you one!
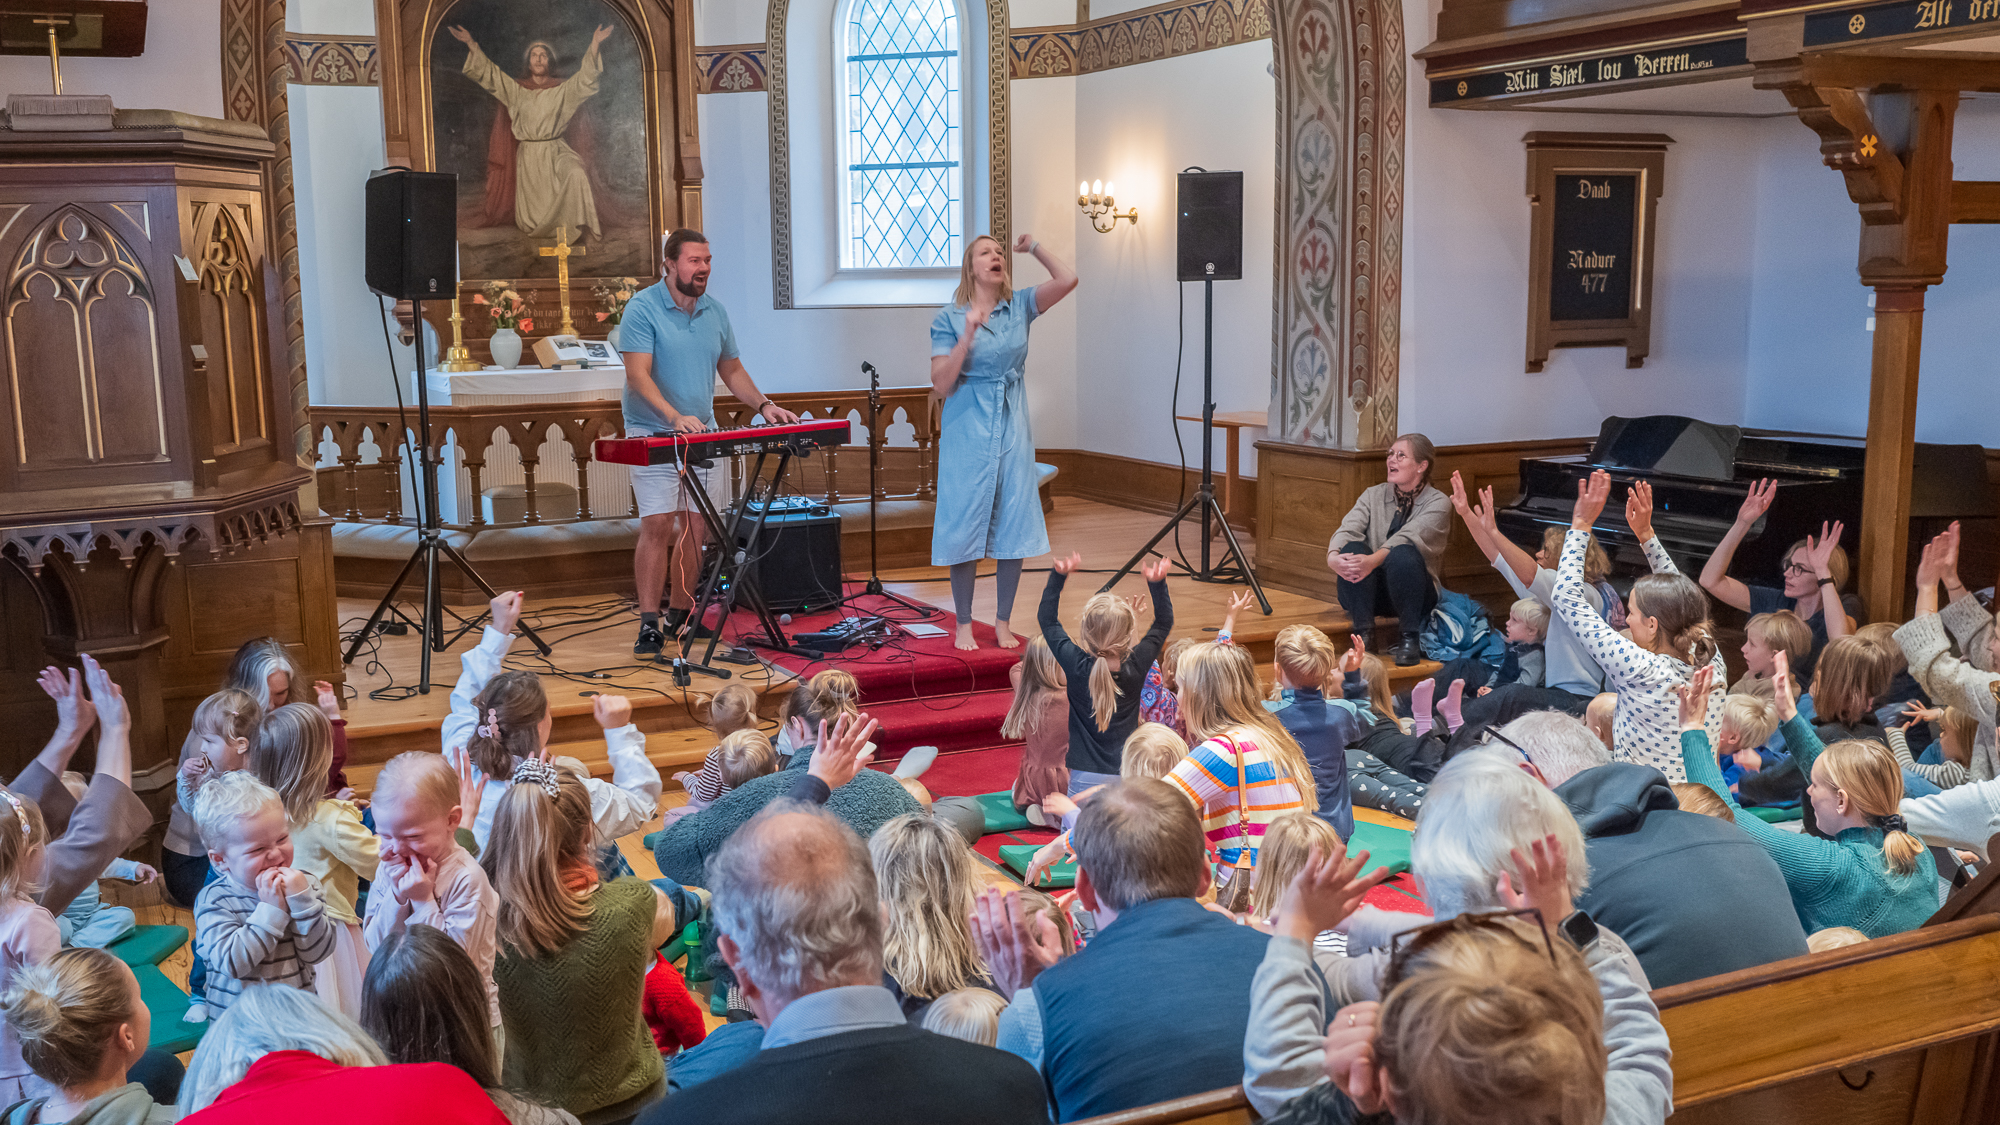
[1523,133,1672,373]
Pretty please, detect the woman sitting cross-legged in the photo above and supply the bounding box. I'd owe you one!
[1326,434,1450,666]
[1677,657,1937,938]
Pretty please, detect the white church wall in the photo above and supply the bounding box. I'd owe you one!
[1743,97,2000,447]
[1067,38,1277,475]
[0,0,221,118]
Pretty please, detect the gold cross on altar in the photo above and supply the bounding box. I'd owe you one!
[539,226,587,336]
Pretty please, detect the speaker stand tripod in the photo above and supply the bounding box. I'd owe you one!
[344,297,550,692]
[1100,271,1270,614]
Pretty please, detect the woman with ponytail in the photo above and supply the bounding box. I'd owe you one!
[1037,552,1174,795]
[485,764,676,1120]
[1555,471,1727,781]
[0,948,168,1124]
[1678,659,1936,938]
[443,591,661,853]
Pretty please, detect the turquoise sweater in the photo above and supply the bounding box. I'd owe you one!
[1681,716,1937,938]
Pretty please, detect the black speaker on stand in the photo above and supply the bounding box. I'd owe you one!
[346,168,549,692]
[1100,169,1269,615]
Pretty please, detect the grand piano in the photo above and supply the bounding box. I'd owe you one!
[1497,415,1991,589]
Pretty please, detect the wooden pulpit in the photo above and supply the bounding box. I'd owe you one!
[0,109,341,824]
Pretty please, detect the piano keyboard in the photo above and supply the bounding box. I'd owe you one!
[594,418,853,466]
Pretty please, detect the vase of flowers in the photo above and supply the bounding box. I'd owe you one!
[474,281,534,369]
[594,276,640,351]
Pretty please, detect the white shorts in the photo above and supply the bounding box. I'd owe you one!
[630,453,718,518]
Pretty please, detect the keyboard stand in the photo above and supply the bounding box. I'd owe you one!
[667,443,808,683]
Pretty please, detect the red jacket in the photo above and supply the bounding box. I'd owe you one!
[642,952,709,1053]
[181,1051,509,1125]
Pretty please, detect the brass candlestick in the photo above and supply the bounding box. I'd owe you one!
[439,298,483,372]
[538,225,586,337]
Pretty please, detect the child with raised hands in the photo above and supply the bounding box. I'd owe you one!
[1677,657,1936,938]
[188,771,335,1014]
[250,703,378,1019]
[0,776,55,1104]
[1037,551,1175,794]
[362,751,502,1054]
[446,591,661,855]
[1891,703,1975,790]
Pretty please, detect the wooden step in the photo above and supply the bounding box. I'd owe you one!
[345,724,723,799]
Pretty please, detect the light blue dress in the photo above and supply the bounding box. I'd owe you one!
[928,288,1051,566]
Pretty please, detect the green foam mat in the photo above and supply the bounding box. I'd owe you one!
[975,791,1032,835]
[134,963,206,1054]
[998,843,1075,888]
[1345,820,1412,877]
[104,924,187,968]
[1747,805,1803,824]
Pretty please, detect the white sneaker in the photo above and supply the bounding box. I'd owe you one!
[894,745,940,780]
[182,999,208,1024]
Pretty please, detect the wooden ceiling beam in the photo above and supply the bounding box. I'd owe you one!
[1950,181,2000,223]
[1795,54,2000,92]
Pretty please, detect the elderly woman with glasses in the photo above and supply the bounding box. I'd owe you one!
[1698,479,1859,681]
[1239,746,1674,1123]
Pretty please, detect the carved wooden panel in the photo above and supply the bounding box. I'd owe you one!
[188,201,274,460]
[1,205,172,488]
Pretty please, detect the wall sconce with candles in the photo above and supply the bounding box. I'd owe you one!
[1078,180,1137,233]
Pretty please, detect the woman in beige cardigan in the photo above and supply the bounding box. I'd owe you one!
[1327,433,1452,666]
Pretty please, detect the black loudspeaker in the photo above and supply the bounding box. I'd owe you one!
[1177,170,1243,282]
[736,505,844,613]
[365,169,457,300]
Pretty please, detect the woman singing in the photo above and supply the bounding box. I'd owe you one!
[930,233,1078,651]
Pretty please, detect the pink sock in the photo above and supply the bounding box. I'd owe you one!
[1440,679,1467,734]
[1409,679,1436,736]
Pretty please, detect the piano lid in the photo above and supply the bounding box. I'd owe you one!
[1589,416,1742,481]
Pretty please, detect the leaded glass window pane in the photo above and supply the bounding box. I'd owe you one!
[842,0,961,269]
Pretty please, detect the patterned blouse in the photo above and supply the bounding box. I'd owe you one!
[1551,529,1725,781]
[1139,664,1184,738]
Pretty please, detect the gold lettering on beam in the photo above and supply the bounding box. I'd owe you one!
[1567,249,1619,269]
[1970,0,2000,20]
[1916,0,1954,28]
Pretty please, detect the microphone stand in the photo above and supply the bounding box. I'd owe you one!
[846,360,934,618]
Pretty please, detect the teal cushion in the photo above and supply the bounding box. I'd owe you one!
[104,925,187,968]
[134,963,206,1053]
[974,791,1031,835]
[1346,820,1412,877]
[998,843,1075,889]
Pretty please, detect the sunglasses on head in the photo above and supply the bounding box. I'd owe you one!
[1478,725,1536,768]
[1385,908,1555,990]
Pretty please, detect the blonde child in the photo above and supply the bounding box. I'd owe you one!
[671,683,760,810]
[1714,694,1781,793]
[1733,610,1813,695]
[161,688,260,1025]
[250,703,377,1019]
[188,772,335,1015]
[1246,812,1349,959]
[1585,692,1618,753]
[776,670,863,762]
[50,774,156,950]
[1037,552,1175,793]
[0,789,55,1103]
[1004,636,1070,823]
[666,731,779,827]
[1270,625,1361,840]
[448,592,661,854]
[1892,705,1976,789]
[1807,926,1869,953]
[1021,724,1186,887]
[1671,782,1735,823]
[921,988,1009,1046]
[1495,597,1549,689]
[361,751,502,1050]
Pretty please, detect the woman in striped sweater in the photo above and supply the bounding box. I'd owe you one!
[1164,643,1318,867]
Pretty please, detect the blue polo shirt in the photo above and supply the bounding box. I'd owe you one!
[618,282,740,431]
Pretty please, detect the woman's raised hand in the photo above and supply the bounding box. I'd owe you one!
[1804,521,1844,578]
[1014,233,1038,254]
[1624,479,1655,542]
[1448,470,1474,516]
[81,654,128,731]
[1473,486,1501,535]
[1496,833,1574,930]
[1736,478,1777,527]
[1571,470,1612,530]
[36,665,95,738]
[1053,551,1082,576]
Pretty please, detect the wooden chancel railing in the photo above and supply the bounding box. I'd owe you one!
[310,387,938,529]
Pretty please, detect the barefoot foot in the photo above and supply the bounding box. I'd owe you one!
[994,620,1020,649]
[955,622,978,651]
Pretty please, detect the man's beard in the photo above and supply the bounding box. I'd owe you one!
[673,272,708,298]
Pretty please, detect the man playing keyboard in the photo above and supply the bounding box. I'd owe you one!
[620,228,799,656]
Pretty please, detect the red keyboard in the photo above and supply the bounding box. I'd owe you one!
[593,418,853,466]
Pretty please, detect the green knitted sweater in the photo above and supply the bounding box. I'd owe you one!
[494,877,663,1115]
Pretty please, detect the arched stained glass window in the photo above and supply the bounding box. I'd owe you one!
[839,0,962,270]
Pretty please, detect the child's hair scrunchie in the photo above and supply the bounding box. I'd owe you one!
[512,757,562,798]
